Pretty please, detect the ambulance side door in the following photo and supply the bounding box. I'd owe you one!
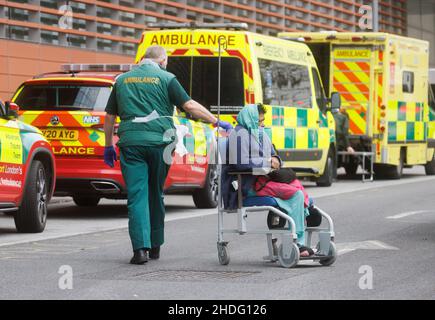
[311,67,332,158]
[0,103,24,204]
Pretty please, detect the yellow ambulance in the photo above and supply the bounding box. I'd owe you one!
[428,68,435,173]
[278,31,435,178]
[137,23,340,186]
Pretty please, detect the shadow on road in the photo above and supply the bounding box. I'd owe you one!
[44,197,199,220]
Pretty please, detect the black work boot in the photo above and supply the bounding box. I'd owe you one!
[130,249,148,265]
[149,246,160,260]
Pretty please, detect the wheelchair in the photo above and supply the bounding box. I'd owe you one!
[217,167,337,268]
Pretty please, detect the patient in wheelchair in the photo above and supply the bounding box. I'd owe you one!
[221,104,315,257]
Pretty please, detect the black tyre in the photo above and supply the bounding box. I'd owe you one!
[14,160,48,233]
[319,242,337,266]
[316,152,334,187]
[388,150,404,179]
[425,152,435,175]
[192,165,218,208]
[73,195,100,207]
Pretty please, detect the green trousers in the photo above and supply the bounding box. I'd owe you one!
[120,145,170,251]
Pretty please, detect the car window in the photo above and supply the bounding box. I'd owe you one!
[14,85,112,111]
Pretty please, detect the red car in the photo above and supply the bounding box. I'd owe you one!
[0,99,56,233]
[13,64,218,208]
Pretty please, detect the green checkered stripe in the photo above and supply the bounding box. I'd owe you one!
[388,101,426,143]
[429,108,435,121]
[268,106,323,150]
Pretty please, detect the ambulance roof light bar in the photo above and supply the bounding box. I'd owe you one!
[61,64,139,73]
[147,22,249,30]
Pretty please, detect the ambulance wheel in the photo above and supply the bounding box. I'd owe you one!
[425,153,435,175]
[193,165,218,209]
[316,153,334,187]
[72,195,100,207]
[277,243,300,268]
[388,150,404,179]
[15,160,48,233]
[217,242,230,265]
[374,151,404,179]
[319,242,337,266]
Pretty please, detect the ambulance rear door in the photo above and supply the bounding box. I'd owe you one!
[331,45,376,138]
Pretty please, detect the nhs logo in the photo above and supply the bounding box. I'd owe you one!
[83,116,100,124]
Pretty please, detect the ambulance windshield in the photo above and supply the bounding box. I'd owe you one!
[15,85,112,111]
[167,56,245,114]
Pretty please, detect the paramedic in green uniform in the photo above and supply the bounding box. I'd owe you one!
[333,108,355,153]
[104,45,232,264]
[333,107,355,174]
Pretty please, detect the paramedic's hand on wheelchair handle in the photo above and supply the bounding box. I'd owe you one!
[215,120,233,131]
[104,146,117,168]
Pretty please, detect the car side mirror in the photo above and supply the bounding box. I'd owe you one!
[329,92,341,113]
[5,101,19,118]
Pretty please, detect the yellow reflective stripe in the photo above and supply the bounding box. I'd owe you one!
[264,105,273,127]
[406,104,416,122]
[318,127,330,148]
[272,127,285,149]
[12,86,24,102]
[27,78,114,85]
[19,111,44,124]
[296,128,308,149]
[283,108,297,127]
[0,125,23,164]
[396,122,407,141]
[415,122,424,140]
[307,109,317,128]
[192,122,207,156]
[387,101,398,121]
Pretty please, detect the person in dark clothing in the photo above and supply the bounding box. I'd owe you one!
[333,108,355,153]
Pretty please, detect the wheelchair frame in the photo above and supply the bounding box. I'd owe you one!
[217,169,337,268]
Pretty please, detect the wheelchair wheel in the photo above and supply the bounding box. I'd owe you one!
[217,242,230,265]
[318,242,337,266]
[277,243,299,268]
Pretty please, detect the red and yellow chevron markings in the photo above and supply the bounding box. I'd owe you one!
[333,59,371,135]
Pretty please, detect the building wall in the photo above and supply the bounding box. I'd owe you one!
[0,39,132,99]
[407,0,435,68]
[0,0,408,98]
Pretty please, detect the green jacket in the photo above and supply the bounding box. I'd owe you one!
[333,111,350,150]
[105,61,190,147]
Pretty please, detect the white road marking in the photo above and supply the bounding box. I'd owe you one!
[386,210,435,220]
[336,240,399,255]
